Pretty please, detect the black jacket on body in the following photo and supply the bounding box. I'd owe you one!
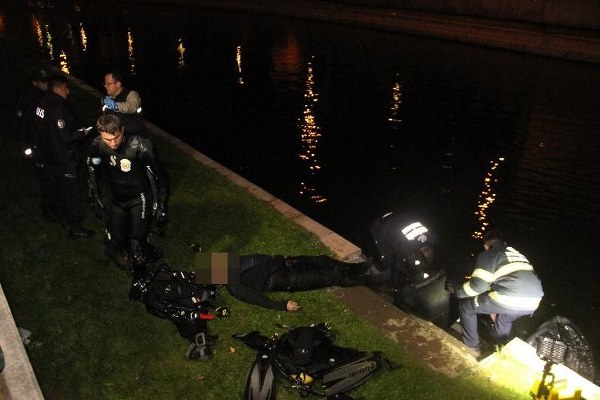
[227,255,289,311]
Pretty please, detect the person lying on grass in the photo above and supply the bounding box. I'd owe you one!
[226,254,383,312]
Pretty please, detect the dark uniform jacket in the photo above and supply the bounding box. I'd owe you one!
[226,255,289,311]
[36,91,85,172]
[455,240,544,311]
[87,134,167,205]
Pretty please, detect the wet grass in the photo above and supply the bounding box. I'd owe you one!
[0,35,525,400]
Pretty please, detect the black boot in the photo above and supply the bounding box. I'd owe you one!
[128,239,148,300]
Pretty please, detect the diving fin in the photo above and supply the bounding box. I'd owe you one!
[321,353,380,397]
[244,353,277,400]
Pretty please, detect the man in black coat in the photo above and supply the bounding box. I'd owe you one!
[36,74,94,237]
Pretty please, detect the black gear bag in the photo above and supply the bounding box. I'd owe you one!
[131,263,228,359]
[235,323,398,400]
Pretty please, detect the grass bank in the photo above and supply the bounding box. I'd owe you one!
[0,34,524,399]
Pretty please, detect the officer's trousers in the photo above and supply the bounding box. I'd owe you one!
[458,293,535,349]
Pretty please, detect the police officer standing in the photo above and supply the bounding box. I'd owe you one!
[87,114,167,282]
[36,74,95,238]
[101,71,145,136]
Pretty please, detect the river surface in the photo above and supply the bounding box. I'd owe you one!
[3,0,600,373]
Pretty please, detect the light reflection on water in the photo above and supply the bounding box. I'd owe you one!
[10,2,600,364]
[298,58,327,204]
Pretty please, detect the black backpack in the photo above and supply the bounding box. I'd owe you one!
[236,323,398,400]
[134,264,226,359]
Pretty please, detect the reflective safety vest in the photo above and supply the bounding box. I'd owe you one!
[457,241,544,310]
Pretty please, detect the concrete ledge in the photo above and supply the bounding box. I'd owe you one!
[327,286,481,378]
[0,284,44,400]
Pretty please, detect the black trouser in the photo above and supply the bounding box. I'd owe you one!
[42,165,81,226]
[267,256,368,292]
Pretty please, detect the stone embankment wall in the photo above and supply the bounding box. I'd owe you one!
[137,0,600,63]
[337,0,600,30]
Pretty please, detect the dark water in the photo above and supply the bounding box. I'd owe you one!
[3,1,600,370]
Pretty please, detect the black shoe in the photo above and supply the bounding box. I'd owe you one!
[68,225,95,239]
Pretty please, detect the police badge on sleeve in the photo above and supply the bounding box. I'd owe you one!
[57,119,65,129]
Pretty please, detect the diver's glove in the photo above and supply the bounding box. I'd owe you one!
[88,187,104,219]
[444,279,457,294]
[102,96,118,111]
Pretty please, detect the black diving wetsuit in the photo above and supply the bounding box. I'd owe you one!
[226,255,370,311]
[371,212,450,327]
[87,134,167,260]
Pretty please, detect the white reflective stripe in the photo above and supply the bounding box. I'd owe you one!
[494,262,534,280]
[471,268,494,283]
[136,107,142,113]
[489,292,542,309]
[401,222,428,240]
[505,247,529,263]
[463,282,480,297]
[140,192,147,219]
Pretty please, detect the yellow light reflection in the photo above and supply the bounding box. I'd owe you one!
[297,58,327,204]
[59,50,70,74]
[80,22,87,51]
[235,45,244,85]
[177,38,186,71]
[388,76,402,124]
[128,28,136,76]
[45,24,54,60]
[472,156,504,239]
[32,15,44,48]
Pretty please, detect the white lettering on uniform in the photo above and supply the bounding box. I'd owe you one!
[110,155,117,166]
[36,107,45,118]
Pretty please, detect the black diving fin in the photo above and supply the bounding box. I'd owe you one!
[244,352,277,400]
[321,352,381,397]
